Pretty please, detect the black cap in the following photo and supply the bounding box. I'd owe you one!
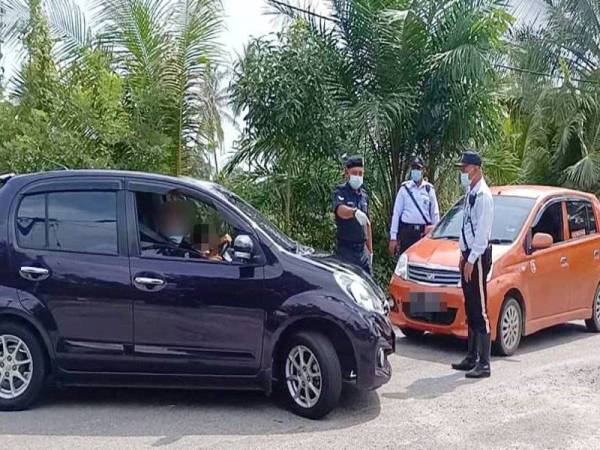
[411,156,425,168]
[345,155,364,169]
[455,150,482,167]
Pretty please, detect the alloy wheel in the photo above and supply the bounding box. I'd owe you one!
[285,345,322,409]
[0,335,33,400]
[501,303,520,353]
[595,290,600,324]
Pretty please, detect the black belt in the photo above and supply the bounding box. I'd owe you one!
[401,223,425,231]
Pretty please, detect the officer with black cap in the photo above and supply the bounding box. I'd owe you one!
[389,156,440,256]
[451,149,494,378]
[331,155,373,274]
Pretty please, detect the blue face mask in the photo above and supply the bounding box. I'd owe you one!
[348,175,363,190]
[410,169,423,183]
[168,234,184,245]
[460,172,471,189]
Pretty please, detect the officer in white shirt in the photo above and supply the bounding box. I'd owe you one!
[388,156,440,256]
[451,150,494,379]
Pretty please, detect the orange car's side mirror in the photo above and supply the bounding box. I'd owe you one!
[531,232,553,251]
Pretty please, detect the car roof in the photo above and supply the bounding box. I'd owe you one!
[5,169,223,194]
[491,184,596,201]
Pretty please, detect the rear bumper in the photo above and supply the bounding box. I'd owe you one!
[389,275,469,339]
[354,313,395,390]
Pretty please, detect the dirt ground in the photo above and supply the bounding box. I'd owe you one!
[2,322,600,449]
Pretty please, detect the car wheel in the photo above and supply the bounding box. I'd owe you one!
[493,297,522,356]
[280,332,342,420]
[0,323,46,411]
[400,327,425,339]
[585,285,600,332]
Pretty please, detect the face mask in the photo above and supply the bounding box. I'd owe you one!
[410,169,422,183]
[348,175,363,190]
[168,234,184,245]
[460,172,471,189]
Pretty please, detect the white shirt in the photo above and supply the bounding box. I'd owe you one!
[459,178,494,264]
[389,180,440,240]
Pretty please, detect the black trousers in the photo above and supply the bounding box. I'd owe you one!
[460,247,492,334]
[336,241,371,275]
[398,223,425,254]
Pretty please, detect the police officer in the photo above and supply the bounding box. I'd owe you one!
[388,156,440,256]
[332,155,373,274]
[451,150,494,378]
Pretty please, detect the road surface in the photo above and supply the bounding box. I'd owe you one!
[2,322,600,449]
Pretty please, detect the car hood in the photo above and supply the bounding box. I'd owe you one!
[407,237,511,267]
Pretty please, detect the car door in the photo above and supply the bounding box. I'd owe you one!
[564,198,600,312]
[126,181,266,376]
[523,199,571,320]
[11,178,135,372]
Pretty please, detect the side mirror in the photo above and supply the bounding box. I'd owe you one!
[233,235,254,262]
[531,232,553,251]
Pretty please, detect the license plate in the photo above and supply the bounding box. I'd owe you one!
[408,292,448,313]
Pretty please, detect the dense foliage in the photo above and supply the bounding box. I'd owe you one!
[1,0,600,285]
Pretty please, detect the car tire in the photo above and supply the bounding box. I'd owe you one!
[585,285,600,332]
[493,297,522,356]
[400,327,425,339]
[279,331,342,420]
[0,322,46,411]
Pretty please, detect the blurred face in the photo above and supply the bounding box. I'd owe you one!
[196,223,221,252]
[346,166,364,190]
[158,203,192,242]
[346,166,364,178]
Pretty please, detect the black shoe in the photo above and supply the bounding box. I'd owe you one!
[451,328,478,371]
[465,332,491,378]
[451,357,477,371]
[465,363,491,378]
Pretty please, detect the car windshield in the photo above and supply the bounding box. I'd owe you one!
[211,184,309,254]
[432,195,535,243]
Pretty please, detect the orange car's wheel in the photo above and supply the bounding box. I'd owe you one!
[585,285,600,332]
[493,297,522,357]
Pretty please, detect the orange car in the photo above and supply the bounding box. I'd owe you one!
[389,185,600,355]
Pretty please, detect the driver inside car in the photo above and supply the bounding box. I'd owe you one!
[152,198,198,258]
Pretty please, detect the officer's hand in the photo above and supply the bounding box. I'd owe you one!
[463,262,474,283]
[388,240,397,256]
[354,209,369,227]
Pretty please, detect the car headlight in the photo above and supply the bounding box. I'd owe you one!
[334,272,384,313]
[394,252,408,279]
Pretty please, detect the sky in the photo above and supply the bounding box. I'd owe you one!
[1,0,546,165]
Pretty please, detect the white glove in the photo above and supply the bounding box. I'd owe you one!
[368,252,373,268]
[354,209,370,227]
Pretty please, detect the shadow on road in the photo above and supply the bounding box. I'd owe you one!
[395,321,596,365]
[383,372,475,401]
[0,384,380,444]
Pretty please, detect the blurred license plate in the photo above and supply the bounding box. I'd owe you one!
[408,293,447,313]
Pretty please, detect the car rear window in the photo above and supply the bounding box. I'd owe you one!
[567,200,597,238]
[16,191,118,255]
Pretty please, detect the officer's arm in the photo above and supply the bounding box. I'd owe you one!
[430,186,440,225]
[467,193,494,265]
[332,188,356,219]
[389,189,404,240]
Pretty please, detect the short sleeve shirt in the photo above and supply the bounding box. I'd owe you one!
[332,182,369,244]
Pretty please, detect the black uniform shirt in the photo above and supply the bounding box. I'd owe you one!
[331,182,369,244]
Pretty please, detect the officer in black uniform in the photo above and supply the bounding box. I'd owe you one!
[331,155,373,274]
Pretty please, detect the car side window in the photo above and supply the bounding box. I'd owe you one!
[532,202,564,245]
[134,190,239,263]
[567,200,596,238]
[16,191,119,255]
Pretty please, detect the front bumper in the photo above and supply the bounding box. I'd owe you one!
[389,275,468,339]
[353,312,395,390]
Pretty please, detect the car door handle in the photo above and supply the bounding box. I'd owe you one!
[19,266,50,281]
[594,249,600,260]
[560,256,569,267]
[134,276,166,292]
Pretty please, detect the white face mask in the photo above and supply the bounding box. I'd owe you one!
[168,234,184,245]
[460,172,471,189]
[348,175,363,190]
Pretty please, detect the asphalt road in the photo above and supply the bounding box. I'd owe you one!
[2,322,600,449]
